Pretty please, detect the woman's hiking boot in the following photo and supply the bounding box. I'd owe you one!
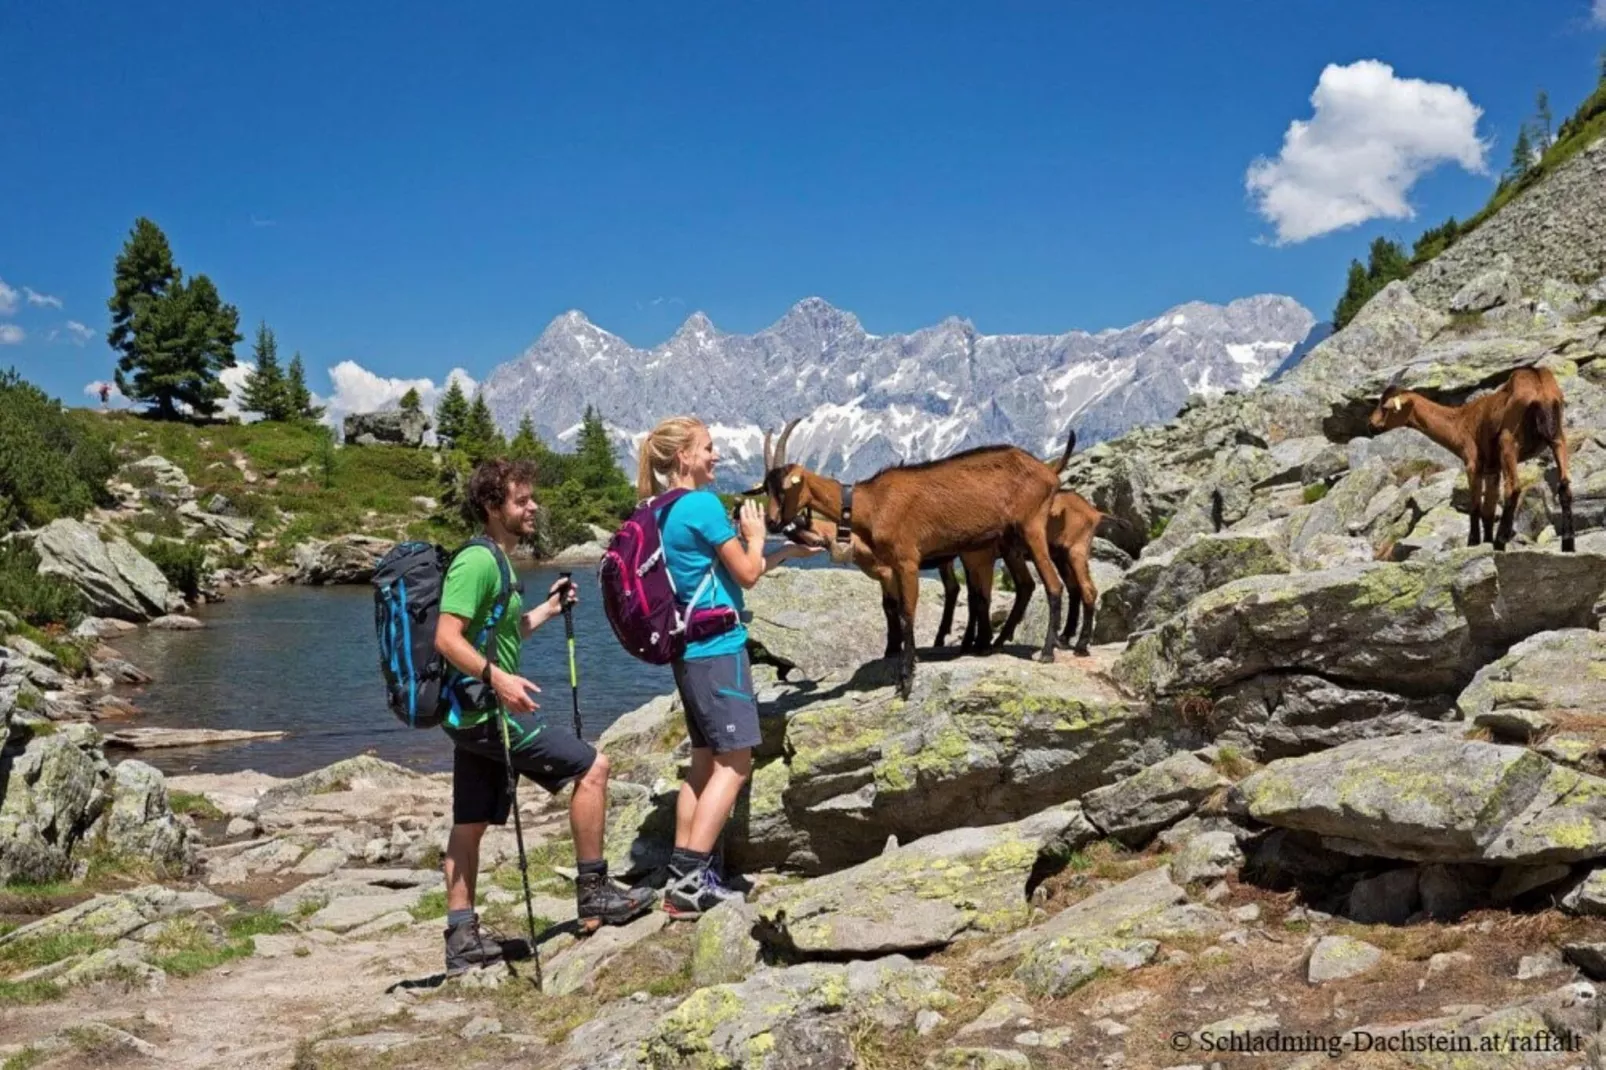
[443,914,524,976]
[576,872,657,932]
[663,864,742,920]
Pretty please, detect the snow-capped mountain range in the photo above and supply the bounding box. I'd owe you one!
[479,295,1317,488]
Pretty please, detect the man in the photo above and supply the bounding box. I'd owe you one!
[433,457,655,974]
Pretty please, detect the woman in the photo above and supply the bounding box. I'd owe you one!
[637,416,818,917]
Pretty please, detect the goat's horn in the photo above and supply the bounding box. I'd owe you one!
[763,428,775,472]
[775,417,801,468]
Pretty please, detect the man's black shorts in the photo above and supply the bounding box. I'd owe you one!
[442,714,596,826]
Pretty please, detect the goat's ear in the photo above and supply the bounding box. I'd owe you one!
[1387,396,1405,412]
[785,474,803,488]
[738,483,766,497]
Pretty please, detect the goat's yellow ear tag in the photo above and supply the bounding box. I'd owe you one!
[786,474,803,487]
[1387,396,1405,412]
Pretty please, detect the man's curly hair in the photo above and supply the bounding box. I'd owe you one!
[465,458,539,525]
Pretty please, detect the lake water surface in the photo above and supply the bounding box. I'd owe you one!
[113,556,845,778]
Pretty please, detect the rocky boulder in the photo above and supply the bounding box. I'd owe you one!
[722,659,1164,874]
[1448,263,1522,314]
[292,534,396,585]
[1115,545,1606,703]
[1081,752,1230,846]
[0,724,193,884]
[1457,629,1606,740]
[22,518,178,621]
[976,865,1227,997]
[120,454,195,503]
[756,805,1095,957]
[640,956,951,1070]
[744,565,974,680]
[1093,533,1290,643]
[546,524,615,566]
[1229,734,1606,865]
[342,409,430,448]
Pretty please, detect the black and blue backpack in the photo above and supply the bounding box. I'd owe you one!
[372,535,515,729]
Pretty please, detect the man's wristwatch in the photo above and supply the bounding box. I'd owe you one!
[480,660,493,686]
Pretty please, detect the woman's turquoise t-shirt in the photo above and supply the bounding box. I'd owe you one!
[658,489,747,659]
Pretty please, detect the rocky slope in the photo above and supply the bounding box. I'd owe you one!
[480,295,1316,488]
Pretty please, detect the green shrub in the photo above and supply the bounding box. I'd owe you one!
[0,543,87,627]
[1302,483,1330,504]
[127,507,187,539]
[0,370,117,528]
[141,538,207,601]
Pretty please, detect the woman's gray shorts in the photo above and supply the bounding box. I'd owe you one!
[671,649,762,754]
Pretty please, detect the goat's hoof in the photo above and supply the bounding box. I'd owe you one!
[1563,538,1577,553]
[1033,650,1057,664]
[1492,540,1508,552]
[1072,645,1091,657]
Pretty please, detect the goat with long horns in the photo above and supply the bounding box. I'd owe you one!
[745,419,1074,698]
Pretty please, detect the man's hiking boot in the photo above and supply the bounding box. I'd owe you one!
[576,872,657,932]
[444,915,525,976]
[663,864,743,920]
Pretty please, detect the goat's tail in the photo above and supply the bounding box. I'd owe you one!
[1095,513,1141,542]
[1053,427,1078,474]
[1527,399,1563,444]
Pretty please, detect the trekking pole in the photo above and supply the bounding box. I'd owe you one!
[559,571,582,741]
[498,710,543,992]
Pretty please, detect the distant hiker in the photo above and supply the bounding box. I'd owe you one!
[98,383,110,408]
[433,457,655,974]
[635,417,820,918]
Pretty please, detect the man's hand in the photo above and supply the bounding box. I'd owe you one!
[738,499,766,543]
[545,577,578,615]
[491,667,542,714]
[784,543,826,560]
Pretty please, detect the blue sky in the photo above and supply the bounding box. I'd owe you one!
[4,1,1605,415]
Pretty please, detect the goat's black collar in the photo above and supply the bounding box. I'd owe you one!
[836,484,854,547]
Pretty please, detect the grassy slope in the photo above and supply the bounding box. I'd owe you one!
[81,412,464,564]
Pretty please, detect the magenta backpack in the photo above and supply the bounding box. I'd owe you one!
[599,489,740,664]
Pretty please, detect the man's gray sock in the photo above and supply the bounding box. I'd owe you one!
[446,908,475,928]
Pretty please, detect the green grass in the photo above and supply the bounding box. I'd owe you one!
[1301,483,1329,504]
[0,931,112,974]
[1446,309,1485,335]
[143,913,283,978]
[224,911,285,940]
[168,790,225,821]
[2,1045,49,1070]
[1147,516,1170,540]
[490,839,574,897]
[0,980,63,1008]
[6,621,91,677]
[408,890,448,921]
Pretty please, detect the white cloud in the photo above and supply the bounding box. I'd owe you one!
[24,287,62,309]
[217,362,258,419]
[0,324,25,345]
[1246,60,1488,244]
[1594,0,1606,26]
[82,380,125,403]
[318,360,478,432]
[0,280,16,316]
[65,320,95,344]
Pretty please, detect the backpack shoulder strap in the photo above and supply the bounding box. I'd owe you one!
[457,536,516,654]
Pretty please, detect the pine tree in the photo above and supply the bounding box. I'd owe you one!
[435,380,470,445]
[285,354,323,421]
[509,414,541,459]
[1332,238,1410,330]
[241,322,287,420]
[1536,89,1552,147]
[399,387,422,416]
[107,219,241,420]
[461,393,504,461]
[1510,123,1535,179]
[575,406,618,489]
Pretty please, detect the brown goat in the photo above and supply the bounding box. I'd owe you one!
[949,489,1126,656]
[1368,366,1575,551]
[751,421,1073,697]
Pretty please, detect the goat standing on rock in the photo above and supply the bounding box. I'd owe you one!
[750,420,1074,698]
[1368,366,1575,552]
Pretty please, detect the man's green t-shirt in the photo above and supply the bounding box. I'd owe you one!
[439,542,523,729]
